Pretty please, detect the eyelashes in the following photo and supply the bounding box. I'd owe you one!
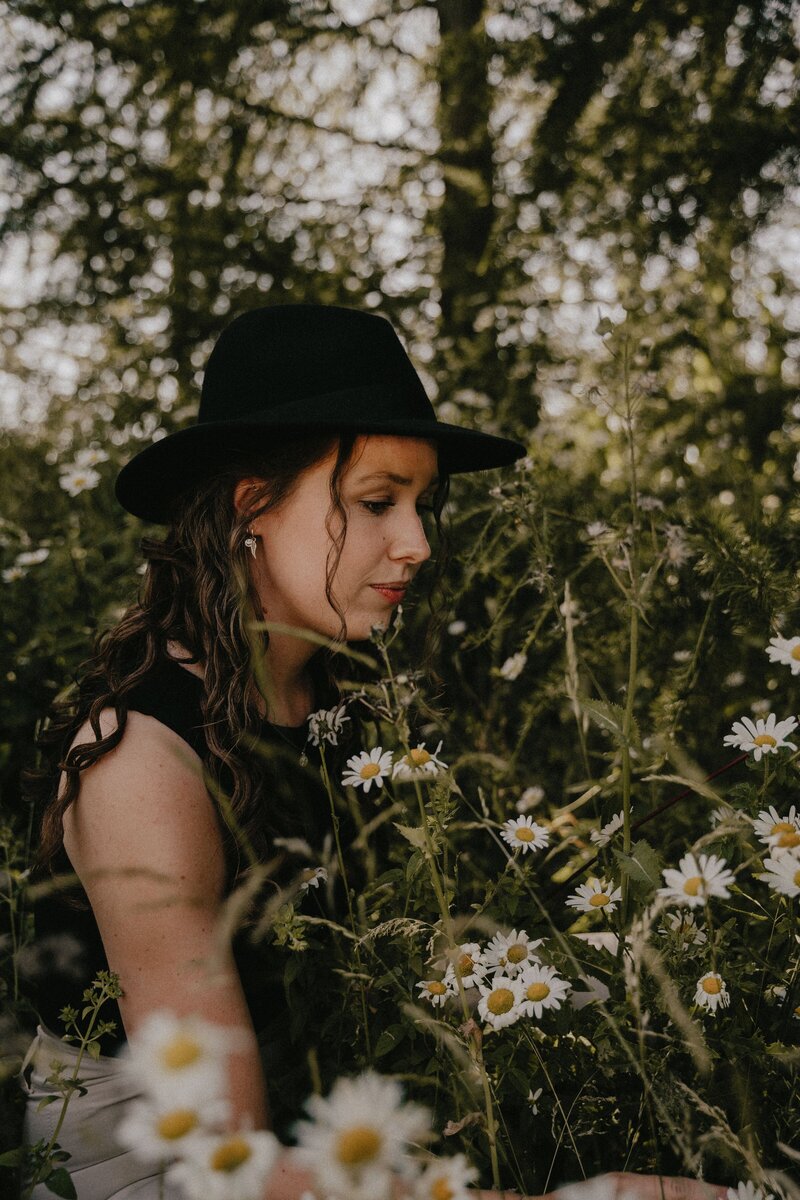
[360,501,435,517]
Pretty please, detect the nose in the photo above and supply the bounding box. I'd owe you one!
[389,507,432,566]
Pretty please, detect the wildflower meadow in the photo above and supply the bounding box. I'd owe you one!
[2,313,799,1200]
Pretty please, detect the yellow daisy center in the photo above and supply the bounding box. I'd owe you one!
[589,892,610,907]
[515,826,535,842]
[432,1179,455,1200]
[457,954,474,976]
[156,1109,198,1140]
[160,1034,202,1070]
[771,820,795,834]
[211,1136,252,1173]
[683,876,703,897]
[792,645,800,661]
[753,734,776,747]
[360,763,381,779]
[336,1126,382,1166]
[777,830,800,848]
[301,867,319,882]
[507,943,528,964]
[409,748,431,766]
[526,982,550,1002]
[794,868,800,887]
[701,977,722,995]
[427,981,447,996]
[487,987,516,1015]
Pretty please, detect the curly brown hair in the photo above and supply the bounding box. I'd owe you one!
[29,431,451,887]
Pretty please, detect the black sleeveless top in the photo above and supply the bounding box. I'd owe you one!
[25,658,340,1054]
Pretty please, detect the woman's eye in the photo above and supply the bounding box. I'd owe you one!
[361,500,394,515]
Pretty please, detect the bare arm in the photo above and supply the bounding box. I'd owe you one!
[62,709,269,1129]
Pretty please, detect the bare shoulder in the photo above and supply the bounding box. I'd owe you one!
[62,708,225,902]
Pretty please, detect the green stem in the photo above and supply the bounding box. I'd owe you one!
[318,745,372,1059]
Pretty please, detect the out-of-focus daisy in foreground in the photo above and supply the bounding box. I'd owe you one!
[123,1012,241,1106]
[723,712,798,761]
[166,1128,280,1200]
[726,1181,775,1200]
[413,1154,478,1200]
[658,852,735,908]
[116,1095,230,1164]
[293,1071,430,1200]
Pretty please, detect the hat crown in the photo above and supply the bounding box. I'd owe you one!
[200,303,433,423]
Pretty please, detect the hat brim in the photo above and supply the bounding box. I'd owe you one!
[115,414,527,524]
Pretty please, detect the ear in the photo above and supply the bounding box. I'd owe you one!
[232,477,263,520]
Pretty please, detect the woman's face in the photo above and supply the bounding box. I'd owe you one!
[249,435,439,641]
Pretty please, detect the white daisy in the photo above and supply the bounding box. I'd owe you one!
[307,706,350,747]
[392,741,448,781]
[517,963,571,1019]
[166,1128,280,1200]
[658,911,707,946]
[294,1071,431,1200]
[585,521,611,539]
[116,1095,229,1163]
[477,975,524,1030]
[766,634,800,676]
[123,1011,240,1106]
[447,619,467,636]
[341,747,393,794]
[726,1183,775,1200]
[443,943,488,990]
[566,877,622,915]
[516,785,545,813]
[415,978,452,1008]
[299,867,328,893]
[723,712,798,761]
[658,852,735,908]
[694,971,730,1015]
[752,805,800,851]
[499,651,527,681]
[499,815,549,854]
[59,465,101,496]
[2,565,25,583]
[590,810,626,848]
[483,929,543,977]
[414,1154,478,1200]
[760,849,800,898]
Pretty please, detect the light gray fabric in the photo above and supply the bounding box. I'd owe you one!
[20,1024,182,1199]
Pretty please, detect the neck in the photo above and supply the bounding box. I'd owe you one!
[261,630,318,727]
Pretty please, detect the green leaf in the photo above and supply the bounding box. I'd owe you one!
[581,699,640,749]
[393,823,428,851]
[86,1040,101,1060]
[373,1026,405,1058]
[614,839,662,891]
[36,1094,60,1113]
[44,1168,77,1199]
[0,1146,27,1167]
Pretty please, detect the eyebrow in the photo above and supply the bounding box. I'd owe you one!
[356,471,440,489]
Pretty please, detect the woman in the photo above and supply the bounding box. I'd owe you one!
[20,304,721,1200]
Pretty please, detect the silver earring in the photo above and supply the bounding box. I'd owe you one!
[244,532,258,559]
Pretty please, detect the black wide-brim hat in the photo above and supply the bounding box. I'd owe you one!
[116,303,527,523]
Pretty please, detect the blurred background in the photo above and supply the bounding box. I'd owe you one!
[1,0,799,812]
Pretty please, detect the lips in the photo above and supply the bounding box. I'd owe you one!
[370,583,408,603]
